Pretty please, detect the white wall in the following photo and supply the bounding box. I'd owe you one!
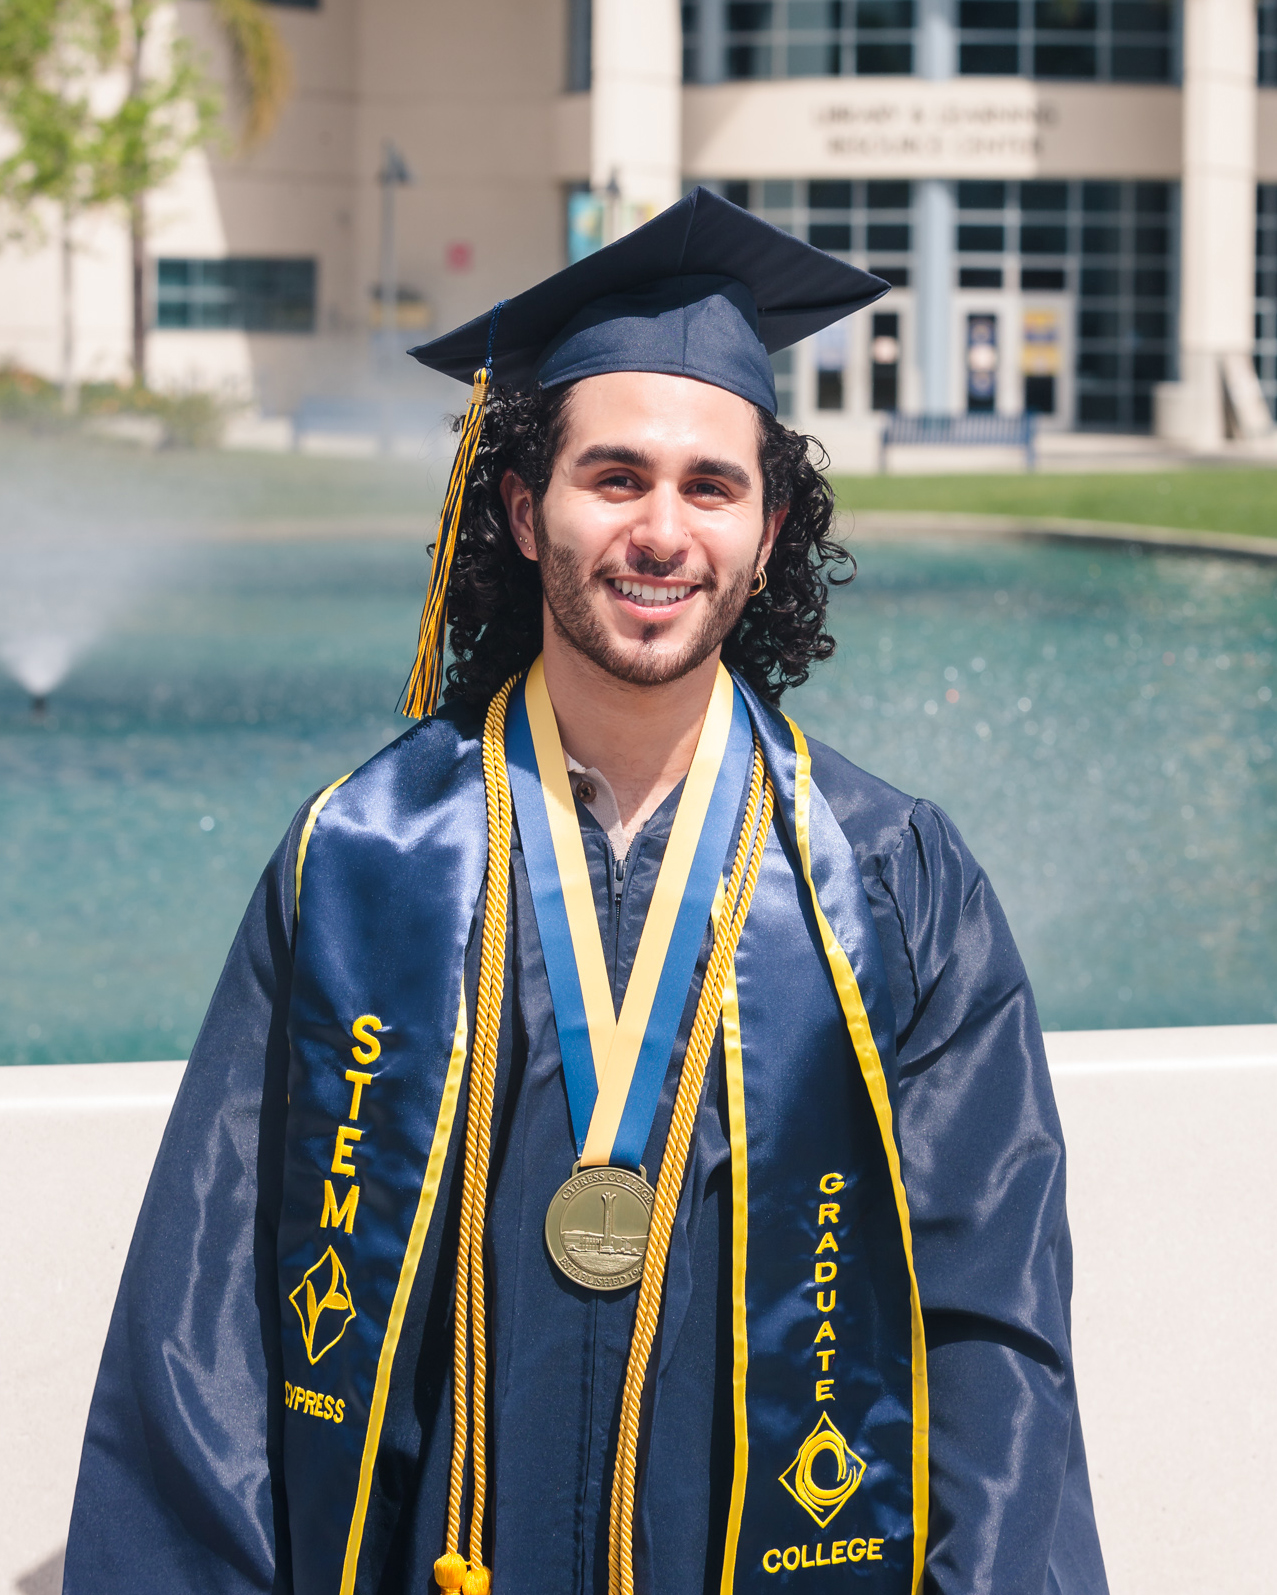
[2,1027,1274,1595]
[682,78,1185,183]
[0,0,569,411]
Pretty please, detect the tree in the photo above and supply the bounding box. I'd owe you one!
[103,0,291,384]
[0,0,119,410]
[0,0,290,396]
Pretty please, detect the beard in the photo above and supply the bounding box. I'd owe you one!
[533,513,755,688]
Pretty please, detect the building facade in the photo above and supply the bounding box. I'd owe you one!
[1,0,1273,455]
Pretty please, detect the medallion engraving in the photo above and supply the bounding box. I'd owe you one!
[545,1165,655,1291]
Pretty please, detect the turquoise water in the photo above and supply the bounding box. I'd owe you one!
[1,532,1274,1065]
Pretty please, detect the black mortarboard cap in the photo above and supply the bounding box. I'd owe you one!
[409,186,889,415]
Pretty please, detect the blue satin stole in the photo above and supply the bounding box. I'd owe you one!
[279,677,925,1595]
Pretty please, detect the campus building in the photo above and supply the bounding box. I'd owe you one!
[1,0,1274,456]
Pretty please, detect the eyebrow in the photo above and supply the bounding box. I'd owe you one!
[574,443,654,473]
[573,443,753,491]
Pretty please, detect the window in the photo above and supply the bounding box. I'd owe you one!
[684,0,914,80]
[956,0,1178,80]
[870,311,900,409]
[701,179,915,383]
[156,259,317,332]
[960,266,1004,287]
[770,347,796,419]
[1261,0,1277,85]
[954,179,1179,429]
[815,319,847,408]
[568,0,592,90]
[718,178,914,285]
[683,0,1176,79]
[958,223,1005,252]
[1257,187,1277,419]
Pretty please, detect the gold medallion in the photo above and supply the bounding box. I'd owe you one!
[545,1163,655,1291]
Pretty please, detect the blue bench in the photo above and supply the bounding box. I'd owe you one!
[879,412,1037,472]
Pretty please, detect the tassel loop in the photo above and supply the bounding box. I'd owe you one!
[402,365,492,719]
[403,297,507,720]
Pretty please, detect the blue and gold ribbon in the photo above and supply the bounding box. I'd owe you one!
[506,658,752,1171]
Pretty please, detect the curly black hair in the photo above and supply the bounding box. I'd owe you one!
[440,382,852,708]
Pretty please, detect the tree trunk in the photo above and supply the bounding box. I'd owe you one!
[130,193,146,388]
[60,204,79,415]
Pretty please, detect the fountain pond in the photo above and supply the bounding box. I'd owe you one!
[1,531,1274,1065]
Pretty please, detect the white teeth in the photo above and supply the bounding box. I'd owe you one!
[614,580,693,605]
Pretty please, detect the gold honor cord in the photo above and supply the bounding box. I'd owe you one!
[435,675,772,1595]
[608,748,774,1595]
[523,657,738,1166]
[434,675,515,1595]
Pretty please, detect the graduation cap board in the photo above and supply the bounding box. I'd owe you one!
[401,186,890,717]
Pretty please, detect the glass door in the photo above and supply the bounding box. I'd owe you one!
[966,313,999,413]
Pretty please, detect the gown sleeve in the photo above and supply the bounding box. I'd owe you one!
[62,804,312,1595]
[875,797,1109,1595]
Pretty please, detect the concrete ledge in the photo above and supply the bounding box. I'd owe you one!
[1048,1031,1277,1595]
[2,1032,1274,1594]
[842,509,1277,560]
[1,1064,185,1595]
[1047,1021,1277,1072]
[165,510,1277,561]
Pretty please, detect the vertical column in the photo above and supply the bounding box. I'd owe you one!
[591,0,683,239]
[915,183,955,414]
[916,0,957,78]
[1171,0,1266,444]
[698,0,726,84]
[914,0,956,414]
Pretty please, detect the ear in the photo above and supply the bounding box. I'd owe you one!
[758,503,787,570]
[499,469,538,561]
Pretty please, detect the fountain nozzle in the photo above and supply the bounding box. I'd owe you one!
[30,693,48,720]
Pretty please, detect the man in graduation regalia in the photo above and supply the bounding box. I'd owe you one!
[65,189,1107,1595]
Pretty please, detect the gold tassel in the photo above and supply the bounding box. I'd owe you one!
[402,366,493,718]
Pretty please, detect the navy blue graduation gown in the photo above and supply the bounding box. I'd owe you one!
[63,705,1107,1595]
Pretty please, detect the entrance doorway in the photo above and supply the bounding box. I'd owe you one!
[871,312,900,411]
[952,289,1074,425]
[1022,305,1064,417]
[966,313,998,412]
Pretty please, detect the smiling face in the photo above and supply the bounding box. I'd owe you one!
[501,371,784,688]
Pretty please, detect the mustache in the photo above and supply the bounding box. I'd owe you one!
[591,557,717,589]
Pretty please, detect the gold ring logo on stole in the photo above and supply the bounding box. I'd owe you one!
[289,1246,357,1364]
[780,1412,867,1527]
[545,1163,654,1291]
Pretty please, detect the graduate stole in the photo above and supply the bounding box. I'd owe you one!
[279,675,926,1595]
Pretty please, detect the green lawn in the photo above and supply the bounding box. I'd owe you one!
[832,470,1277,541]
[0,425,440,526]
[3,424,1273,541]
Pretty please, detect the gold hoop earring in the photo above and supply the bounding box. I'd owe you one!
[750,568,768,597]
